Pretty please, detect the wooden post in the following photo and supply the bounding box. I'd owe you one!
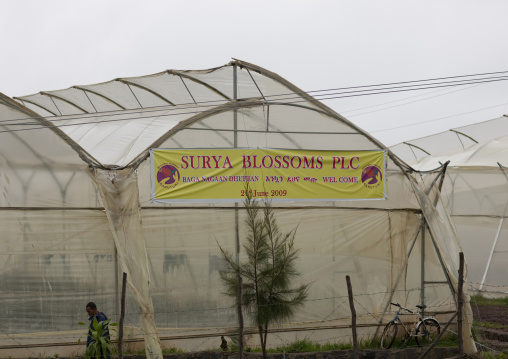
[458,252,464,359]
[346,275,358,357]
[118,272,127,359]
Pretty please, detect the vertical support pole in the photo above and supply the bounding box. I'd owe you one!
[346,275,358,357]
[480,218,503,291]
[233,63,244,359]
[426,224,457,302]
[115,246,119,319]
[458,252,464,359]
[118,272,127,359]
[420,223,425,317]
[374,219,424,338]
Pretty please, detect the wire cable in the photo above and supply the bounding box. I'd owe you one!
[1,72,508,134]
[4,72,508,126]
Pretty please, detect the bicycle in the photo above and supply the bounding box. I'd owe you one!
[380,302,441,349]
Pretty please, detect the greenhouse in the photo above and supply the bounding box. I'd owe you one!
[0,60,475,358]
[391,116,508,296]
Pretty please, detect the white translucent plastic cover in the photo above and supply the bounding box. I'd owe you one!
[0,61,475,357]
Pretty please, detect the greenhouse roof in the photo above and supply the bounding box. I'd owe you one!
[1,59,400,170]
[390,115,508,164]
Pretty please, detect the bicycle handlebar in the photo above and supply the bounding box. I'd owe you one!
[390,302,414,313]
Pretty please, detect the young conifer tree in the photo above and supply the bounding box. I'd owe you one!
[218,182,309,359]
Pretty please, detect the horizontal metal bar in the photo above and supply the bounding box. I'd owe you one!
[187,127,359,135]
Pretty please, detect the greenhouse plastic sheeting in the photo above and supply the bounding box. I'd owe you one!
[391,123,508,296]
[0,60,475,358]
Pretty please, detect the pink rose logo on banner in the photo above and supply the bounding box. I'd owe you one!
[157,164,180,189]
[361,165,382,188]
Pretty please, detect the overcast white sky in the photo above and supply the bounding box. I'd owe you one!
[2,0,508,146]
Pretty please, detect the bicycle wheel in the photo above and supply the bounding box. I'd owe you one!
[380,321,398,349]
[415,318,440,346]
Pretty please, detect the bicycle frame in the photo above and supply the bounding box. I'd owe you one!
[390,306,419,339]
[381,302,441,349]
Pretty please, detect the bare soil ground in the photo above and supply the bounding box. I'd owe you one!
[472,304,508,326]
[471,303,508,351]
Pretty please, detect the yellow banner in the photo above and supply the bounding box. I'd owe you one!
[151,148,385,202]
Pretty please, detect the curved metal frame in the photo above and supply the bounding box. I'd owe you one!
[168,70,231,100]
[127,99,374,170]
[403,142,432,156]
[115,79,176,106]
[72,86,126,110]
[8,60,418,174]
[0,93,101,168]
[12,97,59,117]
[449,129,478,144]
[232,59,411,171]
[40,92,90,114]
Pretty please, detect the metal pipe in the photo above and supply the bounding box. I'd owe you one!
[479,217,503,291]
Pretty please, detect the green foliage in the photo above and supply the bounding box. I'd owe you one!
[218,182,310,358]
[480,351,508,359]
[124,347,184,355]
[274,339,329,353]
[248,337,434,353]
[474,320,508,329]
[214,336,461,354]
[162,347,184,354]
[78,317,117,359]
[470,295,508,307]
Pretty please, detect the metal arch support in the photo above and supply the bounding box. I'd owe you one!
[12,97,59,117]
[179,76,197,105]
[246,68,266,101]
[425,220,457,304]
[167,70,231,100]
[115,79,176,106]
[195,122,234,147]
[449,129,478,144]
[72,86,127,110]
[0,93,102,169]
[423,161,450,197]
[126,100,263,169]
[266,101,339,116]
[39,92,90,114]
[82,90,97,113]
[403,142,432,157]
[125,99,376,170]
[231,59,410,171]
[126,84,143,108]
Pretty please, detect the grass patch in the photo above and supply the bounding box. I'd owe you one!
[479,351,508,359]
[228,336,457,353]
[120,347,184,355]
[270,339,354,352]
[231,338,358,353]
[474,320,508,330]
[470,295,508,307]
